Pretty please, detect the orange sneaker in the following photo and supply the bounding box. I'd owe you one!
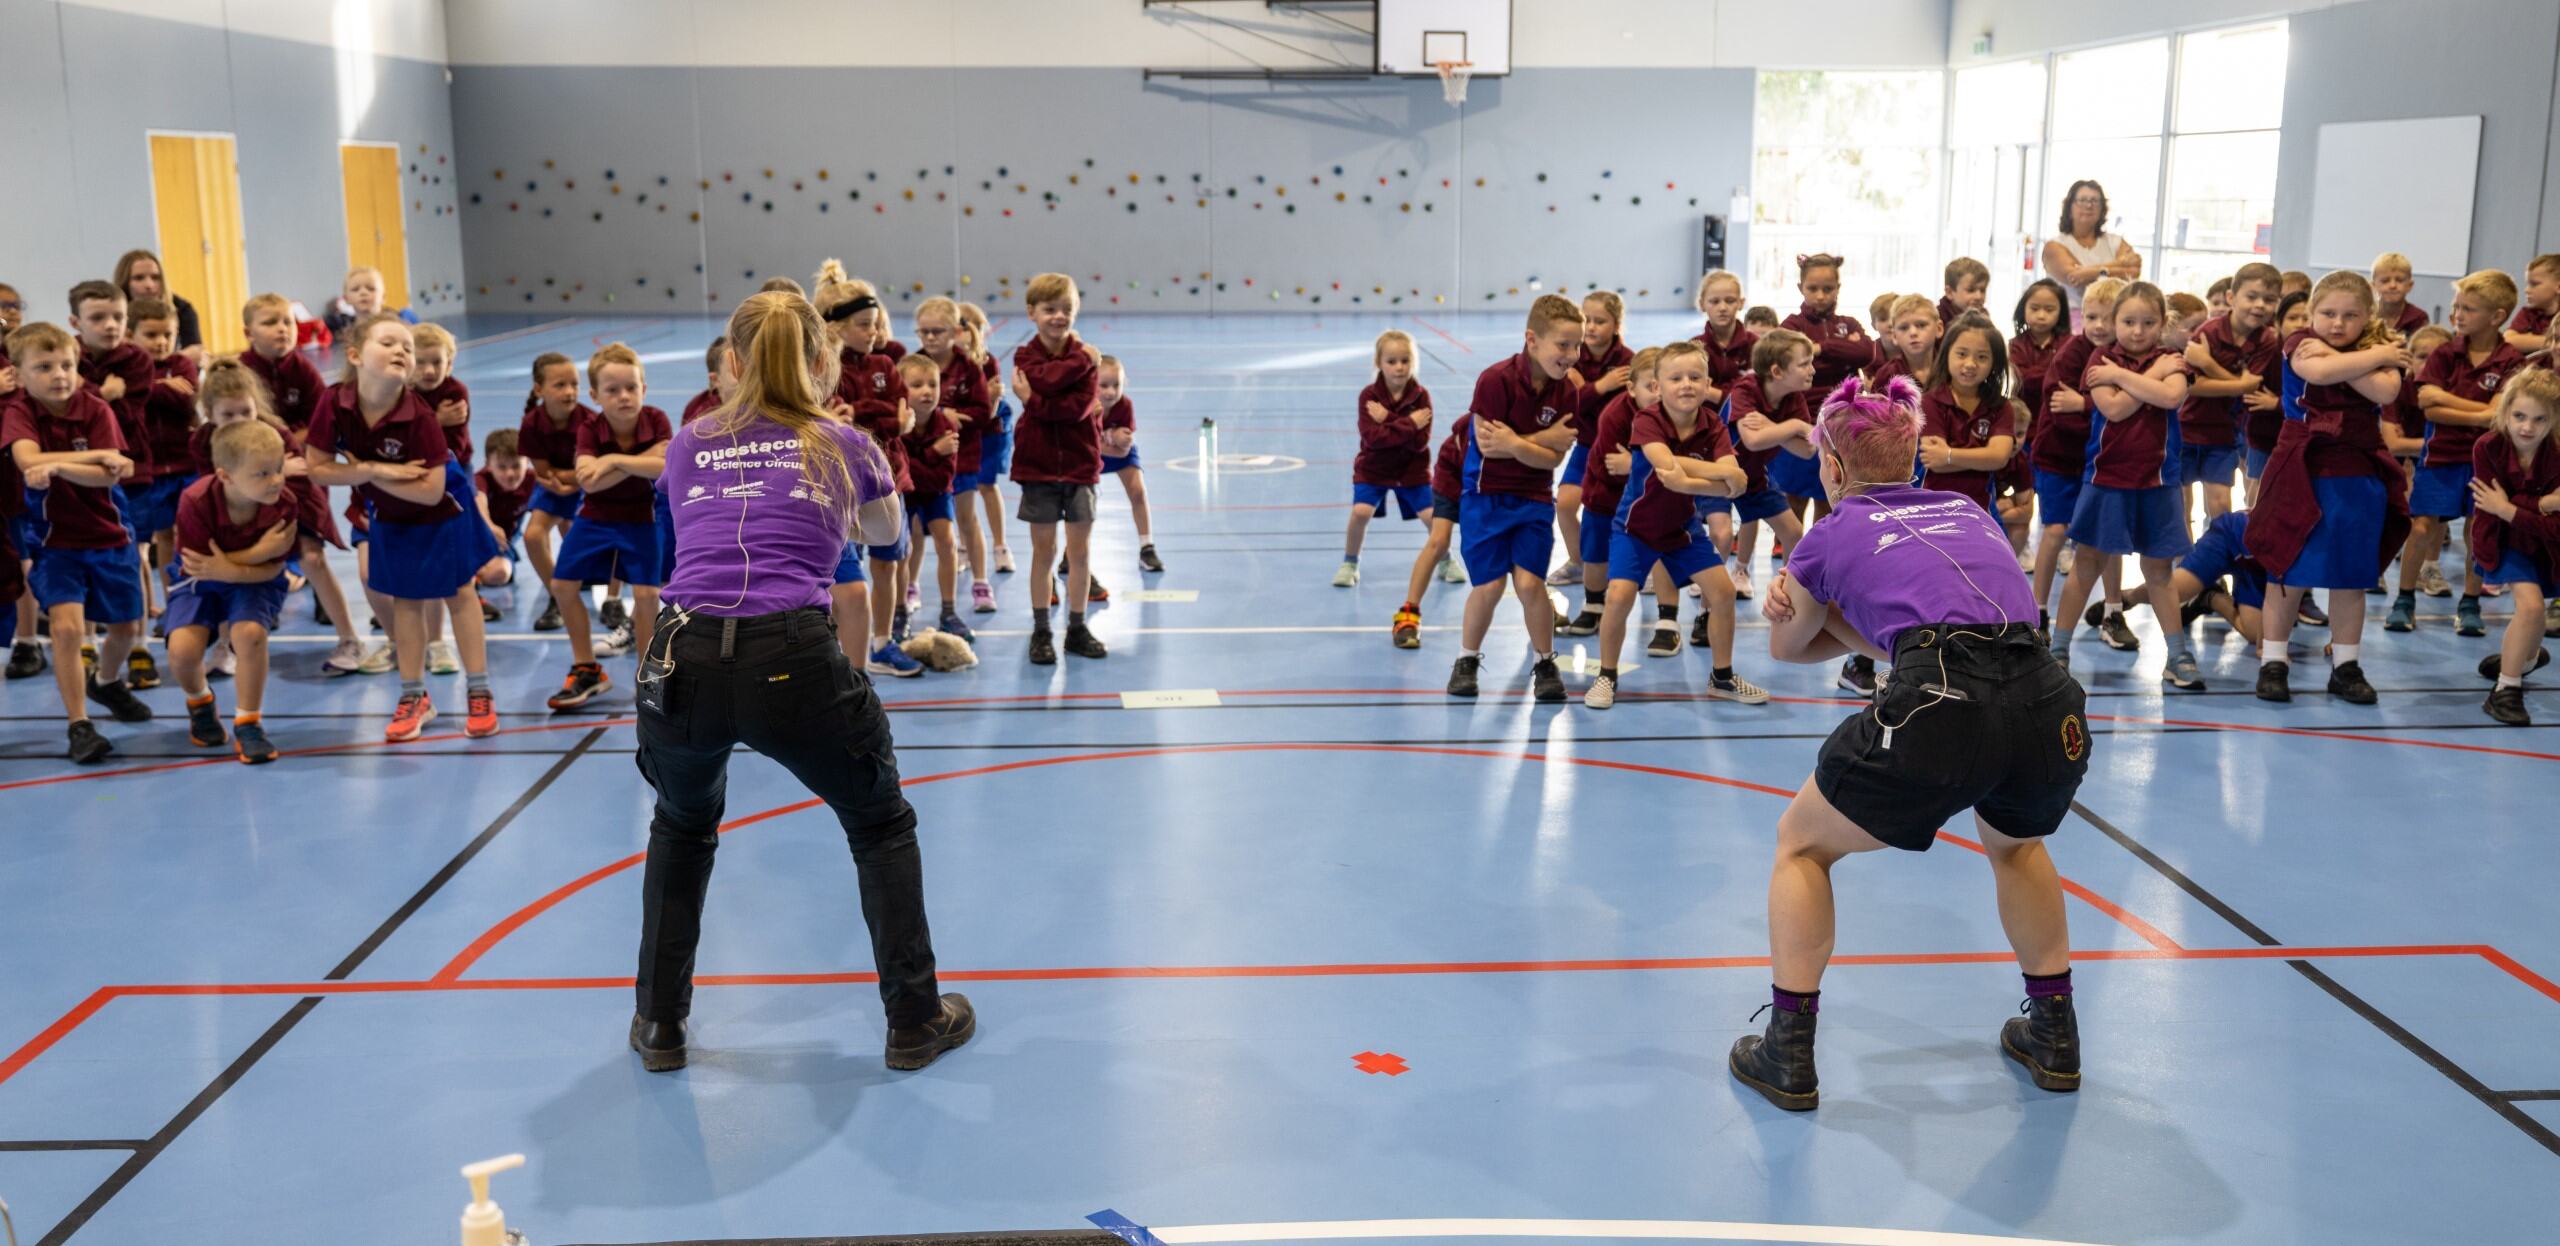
[385,691,437,743]
[1391,608,1422,649]
[465,689,499,738]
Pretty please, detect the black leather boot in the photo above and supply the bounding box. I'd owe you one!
[2001,994,2080,1092]
[630,1014,688,1073]
[1729,999,1819,1110]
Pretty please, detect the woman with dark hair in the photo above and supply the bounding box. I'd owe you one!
[2040,180,2142,325]
[627,289,974,1074]
[113,250,204,366]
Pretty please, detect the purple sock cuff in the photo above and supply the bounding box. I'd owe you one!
[1773,986,1820,1014]
[2024,970,2073,999]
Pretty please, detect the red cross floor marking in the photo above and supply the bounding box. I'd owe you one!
[1353,1050,1408,1076]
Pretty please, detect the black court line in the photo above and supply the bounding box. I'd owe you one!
[36,729,605,1244]
[2498,1089,2560,1101]
[0,1140,144,1152]
[2072,799,2560,1158]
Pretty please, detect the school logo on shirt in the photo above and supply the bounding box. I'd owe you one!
[1973,418,1992,440]
[381,438,404,458]
[71,437,89,451]
[1835,323,1859,340]
[1536,406,1559,427]
[2059,714,2088,763]
[872,373,889,392]
[2482,371,2503,391]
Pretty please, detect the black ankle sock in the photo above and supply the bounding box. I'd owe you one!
[1713,666,1733,682]
[1773,985,1819,1014]
[1031,609,1051,632]
[1068,611,1086,629]
[1585,588,1606,608]
[1657,602,1678,621]
[1600,665,1617,679]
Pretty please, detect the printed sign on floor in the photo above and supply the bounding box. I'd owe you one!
[1120,689,1222,709]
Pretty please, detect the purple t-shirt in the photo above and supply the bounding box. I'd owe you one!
[1784,485,2039,653]
[656,416,896,617]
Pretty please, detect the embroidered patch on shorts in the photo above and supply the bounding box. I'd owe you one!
[2060,714,2088,762]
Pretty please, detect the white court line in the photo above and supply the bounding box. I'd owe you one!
[259,619,1768,642]
[1149,1219,2109,1245]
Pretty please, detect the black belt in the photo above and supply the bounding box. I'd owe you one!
[1894,621,2040,660]
[656,606,827,659]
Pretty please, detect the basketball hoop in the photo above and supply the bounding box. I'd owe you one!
[1434,60,1473,107]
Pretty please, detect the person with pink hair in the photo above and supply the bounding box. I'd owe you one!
[1730,375,2090,1112]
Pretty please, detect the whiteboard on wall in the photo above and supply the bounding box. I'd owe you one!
[2306,116,2481,276]
[1375,0,1511,76]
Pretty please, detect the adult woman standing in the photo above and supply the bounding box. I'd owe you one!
[2041,180,2143,325]
[628,291,973,1073]
[113,250,205,367]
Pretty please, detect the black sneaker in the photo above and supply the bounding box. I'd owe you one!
[126,648,161,690]
[1447,654,1481,697]
[885,993,976,1071]
[2327,660,2377,705]
[599,596,630,631]
[233,720,278,764]
[1086,573,1110,604]
[1729,999,1820,1111]
[2298,594,2329,627]
[2082,600,2105,630]
[629,1014,688,1073]
[66,719,113,765]
[1028,628,1056,665]
[1063,623,1108,659]
[533,599,565,632]
[1531,657,1565,702]
[1647,620,1682,658]
[2098,610,2139,652]
[1837,656,1878,697]
[1557,610,1602,637]
[2480,647,2551,681]
[1138,544,1164,573]
[2002,994,2081,1092]
[2486,685,2531,725]
[1690,611,1712,649]
[186,698,227,748]
[86,678,153,723]
[481,598,502,623]
[5,641,42,680]
[546,662,611,711]
[2255,660,2292,703]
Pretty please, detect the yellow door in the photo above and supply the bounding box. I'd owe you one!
[147,134,249,356]
[340,144,412,312]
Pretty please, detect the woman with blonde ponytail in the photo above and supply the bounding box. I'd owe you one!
[628,290,974,1076]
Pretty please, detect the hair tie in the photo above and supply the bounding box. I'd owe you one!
[1794,253,1812,267]
[822,294,881,323]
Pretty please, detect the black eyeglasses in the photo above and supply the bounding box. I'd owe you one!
[0,300,22,313]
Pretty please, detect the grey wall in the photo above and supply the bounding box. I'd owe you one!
[2271,0,2560,282]
[446,66,1754,316]
[0,0,463,327]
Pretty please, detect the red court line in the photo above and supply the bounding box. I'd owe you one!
[2090,711,2560,763]
[10,943,2553,1093]
[1410,316,1473,354]
[428,742,2155,984]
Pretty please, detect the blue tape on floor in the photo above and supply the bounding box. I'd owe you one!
[1085,1209,1164,1246]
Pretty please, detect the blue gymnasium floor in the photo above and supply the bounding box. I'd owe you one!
[3,309,2557,1246]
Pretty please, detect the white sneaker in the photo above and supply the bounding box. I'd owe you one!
[1439,556,1466,584]
[994,545,1017,574]
[594,624,636,658]
[426,639,461,675]
[323,638,367,675]
[1708,673,1771,704]
[1727,560,1755,599]
[2418,562,2452,597]
[1583,673,1617,709]
[208,638,237,678]
[1332,560,1360,587]
[356,641,397,675]
[1546,561,1584,586]
[1684,583,1702,598]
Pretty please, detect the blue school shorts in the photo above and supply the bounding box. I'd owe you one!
[834,541,867,584]
[553,517,666,589]
[2033,469,2083,530]
[163,571,288,635]
[2179,518,2267,610]
[1102,446,1142,473]
[122,475,191,536]
[2245,444,2273,479]
[1457,493,1554,585]
[1560,443,1591,490]
[2482,547,2560,593]
[2067,483,2192,560]
[32,544,144,622]
[1767,449,1823,498]
[905,490,954,526]
[528,486,582,520]
[2408,462,2473,519]
[2279,474,2388,589]
[1578,505,1614,566]
[1697,485,1791,524]
[1609,519,1720,585]
[2178,443,2241,491]
[366,507,504,600]
[1354,481,1431,521]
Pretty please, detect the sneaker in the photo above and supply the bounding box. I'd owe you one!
[594,625,636,658]
[938,608,976,643]
[1690,611,1711,650]
[5,641,42,680]
[2298,594,2329,627]
[1139,544,1164,573]
[2418,561,2452,597]
[86,678,153,723]
[1086,575,1110,605]
[1439,556,1466,584]
[385,691,437,742]
[599,596,629,631]
[1545,561,1584,586]
[233,719,278,764]
[1391,608,1421,649]
[1332,560,1360,588]
[547,663,610,711]
[1649,619,1683,658]
[80,642,97,679]
[1531,656,1566,702]
[2480,647,2550,681]
[2163,650,2205,691]
[1708,673,1770,704]
[186,698,227,748]
[890,607,913,644]
[1558,610,1601,637]
[2001,995,2081,1093]
[207,639,236,679]
[356,641,397,675]
[126,648,161,689]
[994,545,1016,574]
[426,639,461,675]
[2485,684,2532,725]
[2327,660,2377,705]
[885,993,977,1071]
[322,639,366,675]
[2384,592,2417,633]
[466,690,499,737]
[2544,599,2560,638]
[630,1015,689,1074]
[867,641,925,677]
[481,598,502,622]
[1447,654,1481,698]
[1836,657,1878,697]
[2081,599,2106,630]
[533,599,564,631]
[66,720,113,765]
[2255,659,2292,702]
[971,581,997,614]
[902,581,921,613]
[1028,628,1056,665]
[1728,561,1754,600]
[1063,623,1108,659]
[2456,596,2486,637]
[1583,673,1617,709]
[1729,999,1820,1111]
[2098,610,2139,652]
[2484,580,2509,598]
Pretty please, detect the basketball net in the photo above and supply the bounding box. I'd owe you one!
[1434,60,1472,106]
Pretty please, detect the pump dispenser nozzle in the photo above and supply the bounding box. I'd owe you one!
[460,1154,527,1246]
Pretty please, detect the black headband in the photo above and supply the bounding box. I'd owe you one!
[822,295,881,323]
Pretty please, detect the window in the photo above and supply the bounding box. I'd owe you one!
[2045,38,2168,251]
[1947,61,2049,316]
[1749,70,1945,310]
[2159,24,2287,295]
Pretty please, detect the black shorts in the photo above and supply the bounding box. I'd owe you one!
[1431,490,1459,524]
[1017,481,1097,525]
[1814,622,2089,852]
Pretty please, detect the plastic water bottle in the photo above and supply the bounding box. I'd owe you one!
[1198,417,1218,475]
